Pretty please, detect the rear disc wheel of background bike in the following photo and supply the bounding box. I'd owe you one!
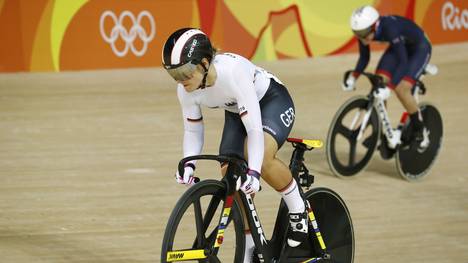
[306,187,354,262]
[326,96,380,178]
[396,103,443,181]
[161,180,245,262]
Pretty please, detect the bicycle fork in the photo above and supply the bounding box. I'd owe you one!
[165,195,237,262]
[215,193,269,256]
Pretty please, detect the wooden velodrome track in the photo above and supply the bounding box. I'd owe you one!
[1,43,467,262]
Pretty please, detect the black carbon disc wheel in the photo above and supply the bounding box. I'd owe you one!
[305,187,354,263]
[161,180,245,262]
[396,103,443,181]
[274,187,354,262]
[327,96,380,178]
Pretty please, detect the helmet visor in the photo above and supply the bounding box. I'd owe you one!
[353,26,374,39]
[164,62,198,82]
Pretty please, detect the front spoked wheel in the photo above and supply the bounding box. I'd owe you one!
[161,180,245,262]
[306,187,354,262]
[327,96,380,177]
[396,103,443,181]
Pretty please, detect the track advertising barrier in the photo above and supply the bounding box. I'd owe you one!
[0,0,467,72]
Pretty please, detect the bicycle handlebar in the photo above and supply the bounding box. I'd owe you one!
[345,70,384,89]
[178,154,248,182]
[345,70,426,96]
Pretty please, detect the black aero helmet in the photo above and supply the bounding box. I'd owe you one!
[162,28,214,71]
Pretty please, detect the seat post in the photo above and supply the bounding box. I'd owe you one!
[289,143,307,179]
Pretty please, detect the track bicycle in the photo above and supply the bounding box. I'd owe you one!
[326,65,443,181]
[161,138,354,262]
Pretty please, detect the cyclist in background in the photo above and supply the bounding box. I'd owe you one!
[342,5,432,155]
[162,28,307,261]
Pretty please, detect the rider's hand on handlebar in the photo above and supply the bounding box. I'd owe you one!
[175,163,197,186]
[237,169,261,195]
[342,71,356,91]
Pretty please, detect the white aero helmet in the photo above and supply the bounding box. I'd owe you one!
[350,5,379,38]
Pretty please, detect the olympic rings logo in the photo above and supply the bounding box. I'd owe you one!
[100,10,156,57]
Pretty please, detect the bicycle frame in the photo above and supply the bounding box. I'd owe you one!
[231,142,330,262]
[353,73,424,150]
[236,188,329,263]
[174,143,330,263]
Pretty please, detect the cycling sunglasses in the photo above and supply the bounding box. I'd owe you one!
[164,62,198,82]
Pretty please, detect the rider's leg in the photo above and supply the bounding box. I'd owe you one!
[243,230,255,262]
[377,69,423,142]
[376,48,397,107]
[259,133,308,247]
[394,79,419,114]
[260,133,305,213]
[230,132,308,259]
[242,134,303,212]
[218,111,257,261]
[221,132,301,227]
[395,40,432,146]
[375,48,423,149]
[394,80,425,144]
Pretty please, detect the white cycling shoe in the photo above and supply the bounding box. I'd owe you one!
[287,211,308,247]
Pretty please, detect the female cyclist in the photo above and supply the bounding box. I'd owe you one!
[162,28,307,261]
